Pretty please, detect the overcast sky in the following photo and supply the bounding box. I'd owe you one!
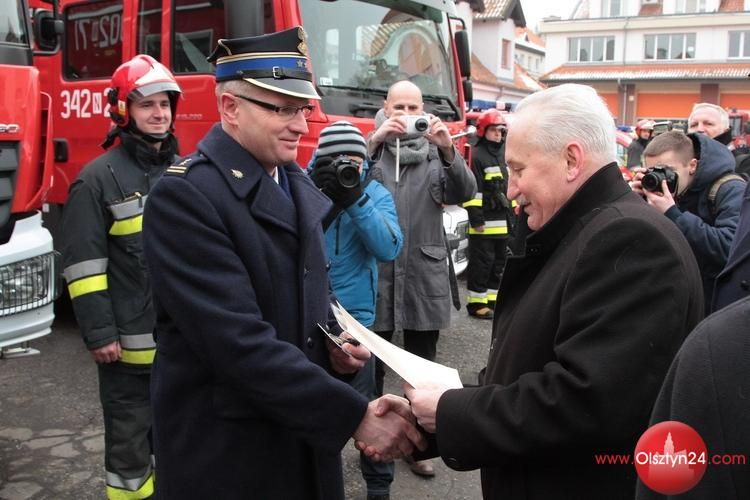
[520,0,582,32]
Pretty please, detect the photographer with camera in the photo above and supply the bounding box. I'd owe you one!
[367,80,476,478]
[632,130,745,312]
[309,121,404,500]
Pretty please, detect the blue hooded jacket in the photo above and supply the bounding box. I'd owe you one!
[308,157,403,327]
[664,133,745,308]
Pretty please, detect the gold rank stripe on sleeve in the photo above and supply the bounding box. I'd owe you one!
[166,165,188,175]
[165,156,195,176]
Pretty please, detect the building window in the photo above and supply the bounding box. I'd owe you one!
[601,0,622,17]
[729,31,750,58]
[501,39,511,69]
[567,36,615,62]
[644,33,695,60]
[675,0,706,13]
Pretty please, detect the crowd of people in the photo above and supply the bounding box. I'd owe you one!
[59,26,750,500]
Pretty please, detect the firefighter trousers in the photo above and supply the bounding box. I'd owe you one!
[98,364,154,500]
[466,236,508,310]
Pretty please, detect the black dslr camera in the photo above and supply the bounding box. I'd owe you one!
[329,156,360,189]
[642,166,678,195]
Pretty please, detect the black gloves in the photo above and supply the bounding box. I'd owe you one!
[310,157,363,209]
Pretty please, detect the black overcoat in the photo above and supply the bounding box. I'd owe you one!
[434,164,704,499]
[142,124,368,500]
[636,296,750,499]
[712,181,750,311]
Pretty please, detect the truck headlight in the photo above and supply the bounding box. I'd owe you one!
[0,252,60,314]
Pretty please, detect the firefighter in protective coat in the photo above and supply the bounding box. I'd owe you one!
[463,109,514,319]
[60,55,181,500]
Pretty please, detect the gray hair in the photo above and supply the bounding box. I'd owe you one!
[514,84,616,165]
[215,80,254,98]
[689,102,729,130]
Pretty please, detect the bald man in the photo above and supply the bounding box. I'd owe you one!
[367,80,476,479]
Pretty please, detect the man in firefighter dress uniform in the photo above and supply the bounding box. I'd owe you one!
[60,55,182,500]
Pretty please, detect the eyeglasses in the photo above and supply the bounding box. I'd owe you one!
[231,94,314,119]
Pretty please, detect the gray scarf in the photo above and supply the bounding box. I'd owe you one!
[375,109,430,166]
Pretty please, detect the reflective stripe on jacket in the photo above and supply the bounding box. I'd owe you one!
[464,139,512,238]
[61,144,168,368]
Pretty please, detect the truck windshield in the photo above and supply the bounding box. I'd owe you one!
[0,0,28,47]
[299,0,459,120]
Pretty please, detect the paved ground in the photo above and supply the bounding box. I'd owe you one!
[0,277,491,499]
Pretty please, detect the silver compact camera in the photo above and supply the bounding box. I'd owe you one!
[403,115,430,135]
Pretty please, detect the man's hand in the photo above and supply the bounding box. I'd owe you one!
[91,340,121,364]
[403,382,450,433]
[353,395,427,462]
[327,332,370,374]
[369,116,407,153]
[473,225,485,233]
[632,169,676,213]
[424,115,454,160]
[642,180,676,213]
[630,167,646,196]
[310,158,363,208]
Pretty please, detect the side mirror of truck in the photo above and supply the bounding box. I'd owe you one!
[455,30,471,78]
[33,10,63,53]
[463,79,473,104]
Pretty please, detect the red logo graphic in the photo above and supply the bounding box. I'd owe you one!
[634,421,707,495]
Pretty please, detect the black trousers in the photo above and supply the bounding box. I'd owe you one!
[374,329,439,396]
[98,364,154,499]
[466,236,507,304]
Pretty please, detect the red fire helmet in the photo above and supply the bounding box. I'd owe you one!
[636,119,656,134]
[476,109,507,138]
[107,54,182,128]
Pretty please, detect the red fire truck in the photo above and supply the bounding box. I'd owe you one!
[728,107,750,151]
[29,0,472,198]
[0,0,61,356]
[29,0,474,271]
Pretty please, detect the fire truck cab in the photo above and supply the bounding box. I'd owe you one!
[30,0,473,201]
[0,0,61,356]
[728,107,750,151]
[30,0,474,272]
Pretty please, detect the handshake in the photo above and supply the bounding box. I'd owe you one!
[352,394,429,462]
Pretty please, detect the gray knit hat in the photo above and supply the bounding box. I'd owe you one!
[316,121,367,160]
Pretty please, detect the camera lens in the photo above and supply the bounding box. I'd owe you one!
[336,163,360,189]
[414,117,429,132]
[641,172,661,192]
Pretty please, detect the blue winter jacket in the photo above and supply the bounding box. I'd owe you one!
[664,133,745,309]
[308,160,403,327]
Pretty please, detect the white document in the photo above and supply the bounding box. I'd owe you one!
[331,303,463,390]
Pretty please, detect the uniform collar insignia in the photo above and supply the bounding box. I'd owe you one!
[231,169,244,179]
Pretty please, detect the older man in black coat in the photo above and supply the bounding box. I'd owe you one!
[400,84,704,500]
[142,29,423,500]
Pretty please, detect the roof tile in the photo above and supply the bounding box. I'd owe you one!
[542,62,750,81]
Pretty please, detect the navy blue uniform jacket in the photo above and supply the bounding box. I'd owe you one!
[142,124,368,500]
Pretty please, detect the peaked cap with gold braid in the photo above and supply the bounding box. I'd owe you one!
[207,27,320,100]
